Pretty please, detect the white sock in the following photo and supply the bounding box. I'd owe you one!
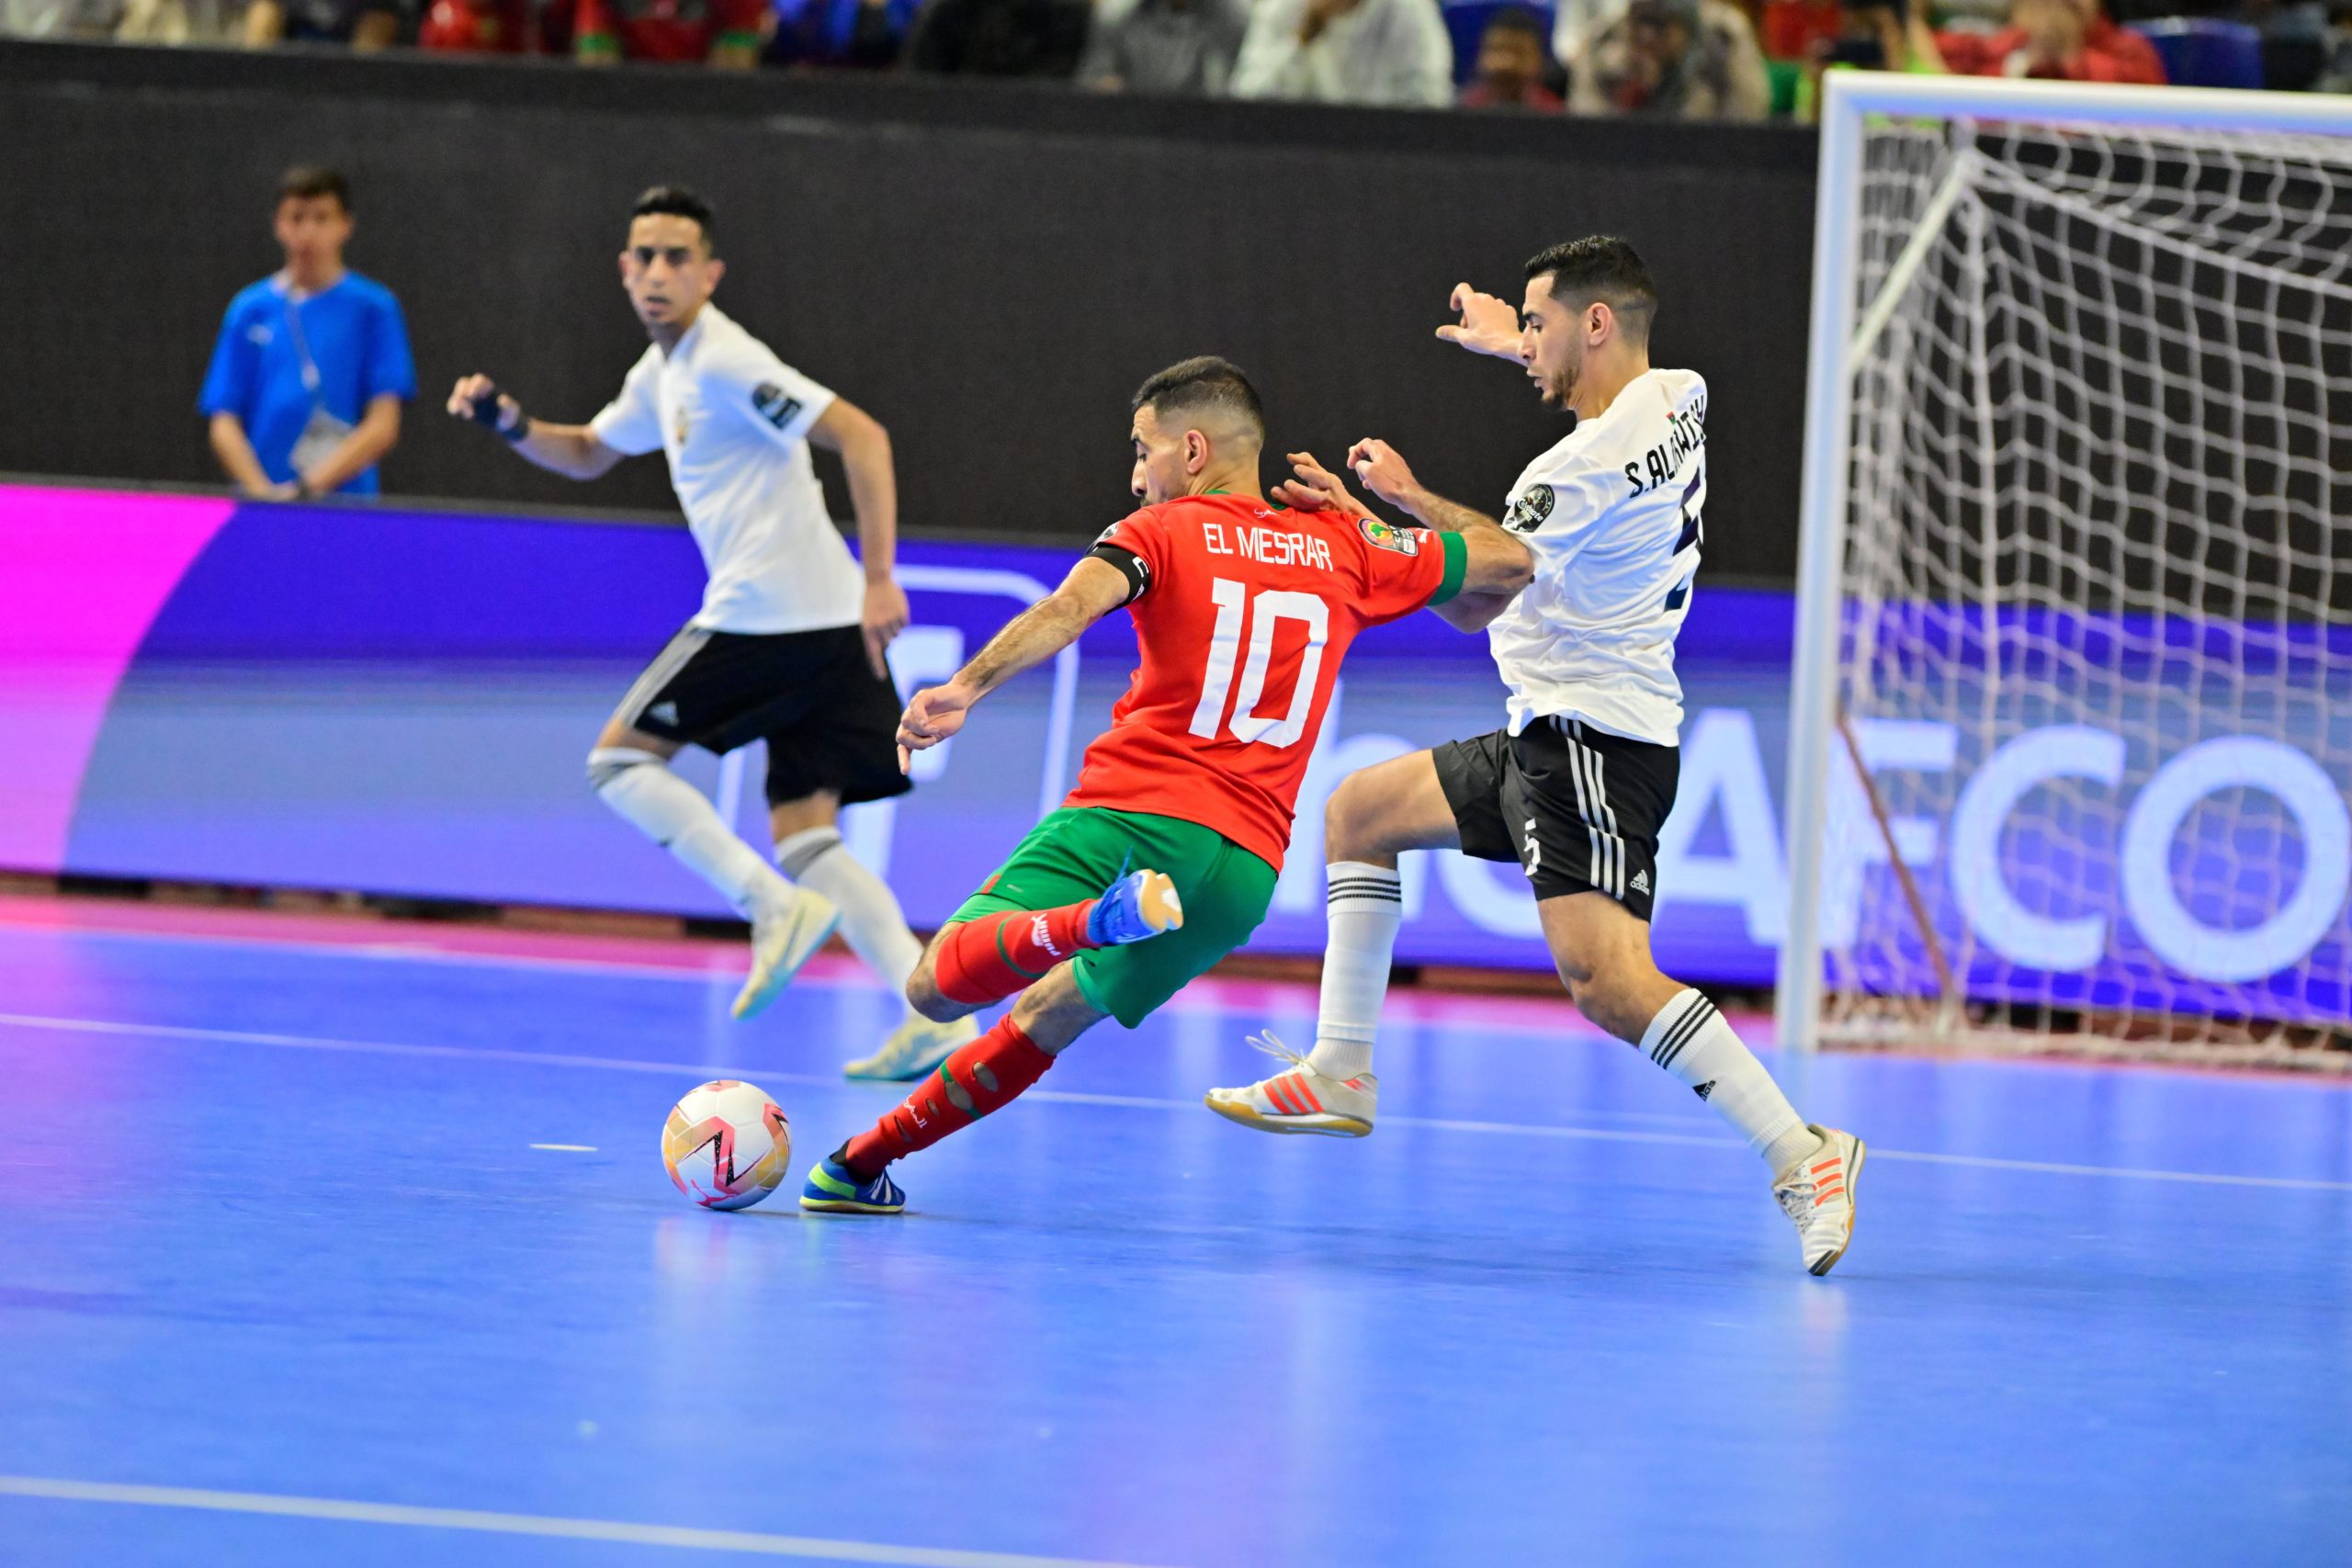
[588,749,790,920]
[778,826,924,1014]
[1305,861,1403,1082]
[1638,987,1820,1174]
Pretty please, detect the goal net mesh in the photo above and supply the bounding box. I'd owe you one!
[1823,109,2352,1067]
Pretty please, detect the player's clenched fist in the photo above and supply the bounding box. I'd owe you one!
[446,374,524,435]
[1434,283,1524,361]
[896,682,975,773]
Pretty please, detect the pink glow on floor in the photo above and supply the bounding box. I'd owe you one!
[0,487,239,868]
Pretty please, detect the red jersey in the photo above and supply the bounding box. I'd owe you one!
[562,0,765,62]
[1064,493,1464,871]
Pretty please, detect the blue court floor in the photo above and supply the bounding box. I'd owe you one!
[0,902,2346,1568]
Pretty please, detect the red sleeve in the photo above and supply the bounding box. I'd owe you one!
[573,0,618,53]
[1934,28,2011,74]
[1091,508,1175,604]
[2088,24,2166,83]
[715,0,765,42]
[1344,513,1452,627]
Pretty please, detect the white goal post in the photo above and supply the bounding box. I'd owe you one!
[1780,73,2352,1066]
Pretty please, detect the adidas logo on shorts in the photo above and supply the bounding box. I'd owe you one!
[1630,869,1650,894]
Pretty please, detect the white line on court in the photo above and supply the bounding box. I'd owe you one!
[0,915,770,987]
[3,1011,2346,1193]
[0,1475,1172,1568]
[529,1144,598,1152]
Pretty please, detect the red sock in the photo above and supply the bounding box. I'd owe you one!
[932,900,1101,1008]
[841,1018,1057,1179]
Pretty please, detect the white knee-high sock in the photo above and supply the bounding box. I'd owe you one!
[589,749,790,920]
[777,826,924,1013]
[1305,861,1404,1081]
[1639,987,1820,1174]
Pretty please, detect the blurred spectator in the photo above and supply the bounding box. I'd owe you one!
[2324,0,2352,87]
[765,0,920,67]
[2217,0,2330,89]
[552,0,765,65]
[1,0,117,33]
[1462,6,1566,106]
[198,166,415,502]
[1815,0,1943,71]
[243,0,404,48]
[1791,0,1942,112]
[1230,0,1453,106]
[1079,0,1250,94]
[418,0,536,50]
[1937,0,2166,79]
[1569,0,1770,118]
[115,0,240,40]
[905,0,1091,74]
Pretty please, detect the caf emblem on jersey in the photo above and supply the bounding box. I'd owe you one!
[1359,516,1421,556]
[751,382,804,431]
[1505,483,1555,534]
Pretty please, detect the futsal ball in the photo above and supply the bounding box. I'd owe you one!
[662,1079,793,1211]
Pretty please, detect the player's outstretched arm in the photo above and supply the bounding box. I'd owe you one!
[1346,438,1531,629]
[1434,283,1526,362]
[895,557,1130,773]
[808,398,908,679]
[447,374,623,481]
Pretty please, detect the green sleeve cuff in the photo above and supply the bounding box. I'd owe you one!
[1430,529,1467,606]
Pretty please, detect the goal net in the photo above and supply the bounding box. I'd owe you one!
[1779,76,2352,1069]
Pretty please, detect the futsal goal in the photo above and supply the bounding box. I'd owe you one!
[1777,73,2352,1068]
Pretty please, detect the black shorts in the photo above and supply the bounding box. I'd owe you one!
[1433,717,1679,921]
[609,622,911,808]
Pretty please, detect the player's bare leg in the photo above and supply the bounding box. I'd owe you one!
[583,720,837,1021]
[1538,891,1863,1277]
[763,789,973,1079]
[801,964,1112,1214]
[1206,750,1456,1136]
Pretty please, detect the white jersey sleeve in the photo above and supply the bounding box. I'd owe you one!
[1485,367,1710,745]
[589,347,665,457]
[699,333,838,450]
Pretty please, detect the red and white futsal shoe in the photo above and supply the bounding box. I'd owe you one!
[1774,1123,1865,1276]
[1204,1032,1377,1138]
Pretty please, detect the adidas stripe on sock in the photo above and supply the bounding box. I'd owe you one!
[1305,861,1403,1083]
[1637,987,1818,1173]
[777,826,925,1012]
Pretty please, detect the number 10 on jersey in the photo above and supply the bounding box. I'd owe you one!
[1187,579,1331,750]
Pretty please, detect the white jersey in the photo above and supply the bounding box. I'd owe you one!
[590,304,864,636]
[1486,367,1709,747]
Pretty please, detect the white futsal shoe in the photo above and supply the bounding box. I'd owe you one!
[1774,1123,1865,1277]
[842,1013,979,1081]
[1204,1032,1377,1138]
[731,887,840,1021]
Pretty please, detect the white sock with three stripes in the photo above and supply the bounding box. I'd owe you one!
[1639,987,1820,1176]
[1304,861,1403,1083]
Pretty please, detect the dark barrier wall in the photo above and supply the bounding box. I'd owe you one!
[0,41,1816,581]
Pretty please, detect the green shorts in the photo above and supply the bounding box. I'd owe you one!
[949,807,1279,1029]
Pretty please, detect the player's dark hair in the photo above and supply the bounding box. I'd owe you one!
[630,185,717,252]
[1525,235,1658,342]
[1481,6,1550,44]
[1131,356,1266,444]
[277,164,351,213]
